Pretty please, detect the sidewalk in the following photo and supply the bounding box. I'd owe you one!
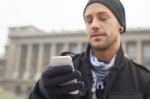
[0,88,24,99]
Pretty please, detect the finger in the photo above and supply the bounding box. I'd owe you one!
[46,70,81,85]
[49,82,84,95]
[42,65,73,78]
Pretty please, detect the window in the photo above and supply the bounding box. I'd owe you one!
[56,43,64,56]
[126,42,137,61]
[142,41,150,66]
[30,44,39,78]
[43,44,51,67]
[19,44,28,78]
[69,43,78,53]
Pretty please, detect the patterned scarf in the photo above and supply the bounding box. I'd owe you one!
[90,50,116,93]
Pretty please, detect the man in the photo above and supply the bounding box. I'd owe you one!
[29,0,150,99]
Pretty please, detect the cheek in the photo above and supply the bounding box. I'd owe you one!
[106,25,120,36]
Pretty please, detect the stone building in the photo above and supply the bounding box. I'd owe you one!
[0,26,150,95]
[0,57,5,78]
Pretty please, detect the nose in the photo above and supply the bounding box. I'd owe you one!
[91,18,101,32]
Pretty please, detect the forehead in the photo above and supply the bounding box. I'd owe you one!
[84,3,113,17]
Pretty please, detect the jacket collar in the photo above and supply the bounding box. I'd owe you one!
[83,44,125,67]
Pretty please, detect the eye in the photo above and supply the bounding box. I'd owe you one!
[85,15,93,24]
[100,17,107,21]
[99,15,109,21]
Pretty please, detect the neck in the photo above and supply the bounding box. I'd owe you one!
[92,42,120,62]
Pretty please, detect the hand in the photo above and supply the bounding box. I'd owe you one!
[39,65,84,99]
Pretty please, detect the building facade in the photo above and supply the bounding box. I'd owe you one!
[0,57,5,79]
[0,26,150,96]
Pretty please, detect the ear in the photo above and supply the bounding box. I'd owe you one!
[119,26,124,33]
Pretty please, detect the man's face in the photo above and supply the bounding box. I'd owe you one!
[84,3,121,51]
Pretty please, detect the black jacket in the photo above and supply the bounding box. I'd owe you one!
[29,46,150,99]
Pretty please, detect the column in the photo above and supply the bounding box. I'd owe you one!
[51,44,56,56]
[122,41,126,51]
[13,45,21,79]
[23,44,32,80]
[137,40,142,64]
[122,41,128,58]
[5,40,17,79]
[35,44,44,81]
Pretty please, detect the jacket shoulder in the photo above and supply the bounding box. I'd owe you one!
[130,59,150,74]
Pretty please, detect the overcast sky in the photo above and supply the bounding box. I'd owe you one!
[0,0,150,57]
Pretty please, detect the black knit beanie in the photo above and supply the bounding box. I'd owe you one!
[83,0,126,33]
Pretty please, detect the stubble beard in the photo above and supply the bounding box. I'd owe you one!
[90,37,118,52]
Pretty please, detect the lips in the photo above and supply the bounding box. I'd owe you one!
[90,33,106,38]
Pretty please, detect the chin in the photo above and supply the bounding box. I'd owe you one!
[90,42,107,51]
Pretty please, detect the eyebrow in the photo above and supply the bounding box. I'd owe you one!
[84,11,109,18]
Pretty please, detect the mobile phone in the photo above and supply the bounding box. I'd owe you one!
[50,56,78,94]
